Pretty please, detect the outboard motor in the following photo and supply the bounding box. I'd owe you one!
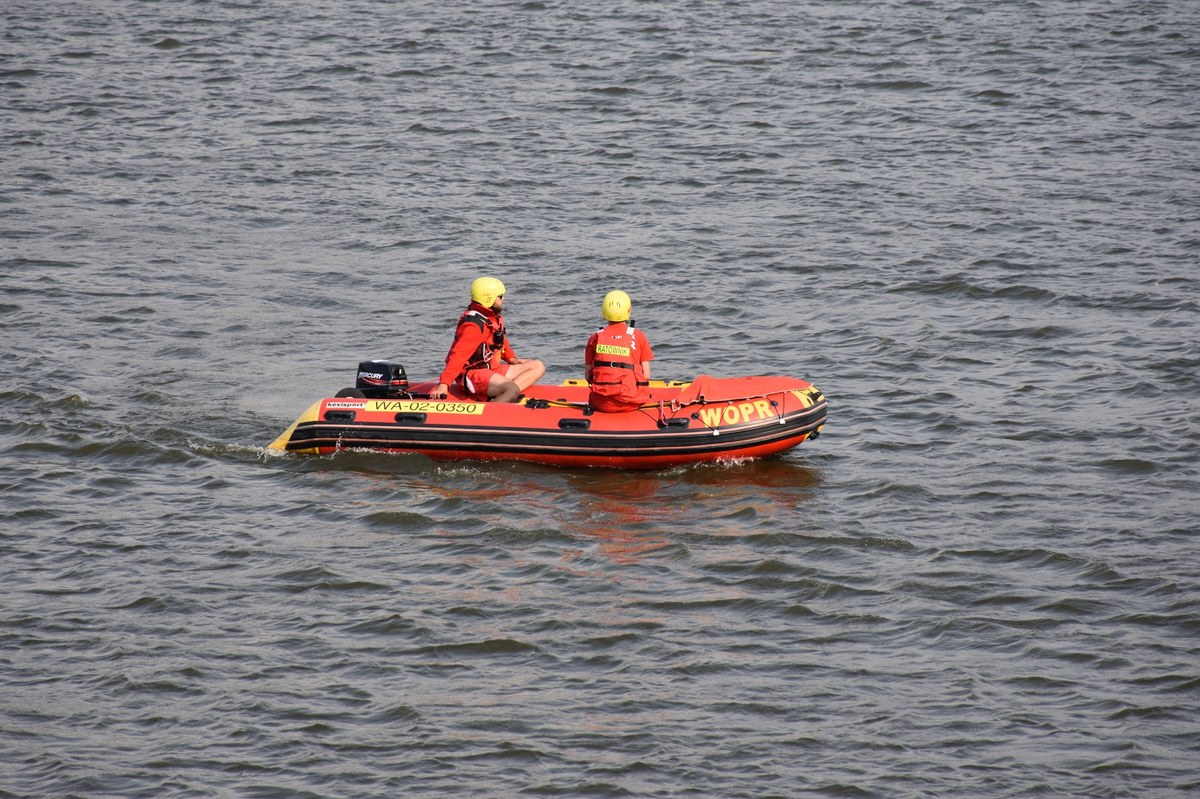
[355,360,409,398]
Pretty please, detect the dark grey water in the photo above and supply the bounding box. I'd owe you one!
[3,1,1199,796]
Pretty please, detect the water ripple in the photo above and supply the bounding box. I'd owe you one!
[2,0,1198,797]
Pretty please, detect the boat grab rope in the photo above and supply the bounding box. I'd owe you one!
[679,391,791,435]
[525,388,823,437]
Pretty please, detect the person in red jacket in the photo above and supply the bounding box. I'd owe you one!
[584,290,654,412]
[431,277,545,403]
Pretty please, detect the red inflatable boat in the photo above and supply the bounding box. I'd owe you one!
[268,361,826,470]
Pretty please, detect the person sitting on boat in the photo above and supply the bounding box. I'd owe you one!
[584,290,654,413]
[431,276,545,403]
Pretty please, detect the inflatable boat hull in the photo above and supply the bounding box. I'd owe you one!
[269,375,826,470]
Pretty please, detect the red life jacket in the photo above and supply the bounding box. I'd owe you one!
[589,323,650,411]
[456,307,506,372]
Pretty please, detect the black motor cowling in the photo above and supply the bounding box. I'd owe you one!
[355,360,409,398]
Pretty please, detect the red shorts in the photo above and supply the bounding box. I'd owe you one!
[462,364,511,401]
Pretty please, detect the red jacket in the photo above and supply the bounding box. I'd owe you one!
[586,322,653,412]
[439,302,517,386]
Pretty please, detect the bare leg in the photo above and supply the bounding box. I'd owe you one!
[486,374,521,403]
[505,359,545,390]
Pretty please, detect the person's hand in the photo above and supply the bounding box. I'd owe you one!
[431,383,449,399]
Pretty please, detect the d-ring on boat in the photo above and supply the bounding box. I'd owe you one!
[268,360,827,470]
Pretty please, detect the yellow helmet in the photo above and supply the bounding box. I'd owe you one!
[602,290,632,322]
[470,276,506,308]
